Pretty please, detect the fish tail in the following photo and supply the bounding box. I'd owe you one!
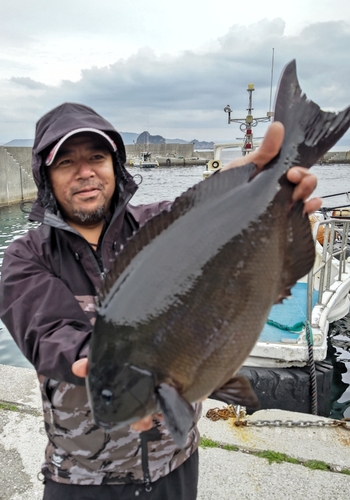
[274,60,350,169]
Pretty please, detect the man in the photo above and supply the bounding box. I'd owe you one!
[0,103,321,499]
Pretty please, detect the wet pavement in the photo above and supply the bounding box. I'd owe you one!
[0,363,349,500]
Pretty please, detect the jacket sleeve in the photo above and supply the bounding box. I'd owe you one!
[0,235,92,386]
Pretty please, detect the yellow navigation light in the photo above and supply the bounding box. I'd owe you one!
[246,115,253,123]
[247,83,255,91]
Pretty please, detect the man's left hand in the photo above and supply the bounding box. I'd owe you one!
[222,121,322,215]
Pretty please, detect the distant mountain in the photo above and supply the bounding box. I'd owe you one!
[166,138,189,144]
[134,131,213,149]
[2,133,214,149]
[119,132,139,145]
[3,139,34,147]
[136,131,165,145]
[2,135,141,147]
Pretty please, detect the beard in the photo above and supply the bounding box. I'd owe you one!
[69,203,107,225]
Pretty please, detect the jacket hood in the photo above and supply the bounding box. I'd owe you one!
[29,102,136,222]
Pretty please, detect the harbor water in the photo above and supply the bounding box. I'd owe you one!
[0,161,350,418]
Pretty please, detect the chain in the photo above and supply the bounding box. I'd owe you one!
[206,405,246,422]
[245,418,350,429]
[205,407,350,430]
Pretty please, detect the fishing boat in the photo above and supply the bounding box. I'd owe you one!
[131,151,159,168]
[239,196,350,417]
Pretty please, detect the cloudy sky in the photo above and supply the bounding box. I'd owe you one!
[1,0,350,146]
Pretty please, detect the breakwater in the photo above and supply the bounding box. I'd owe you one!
[0,147,36,206]
[320,151,350,163]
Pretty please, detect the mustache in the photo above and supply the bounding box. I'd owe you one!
[71,181,104,195]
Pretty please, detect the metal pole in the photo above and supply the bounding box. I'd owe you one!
[269,48,275,115]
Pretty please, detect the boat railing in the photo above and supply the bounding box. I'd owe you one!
[307,216,350,321]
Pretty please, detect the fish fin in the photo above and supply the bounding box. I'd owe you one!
[100,162,256,301]
[274,60,350,169]
[157,383,195,449]
[277,199,315,301]
[209,376,260,408]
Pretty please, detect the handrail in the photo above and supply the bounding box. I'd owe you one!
[307,217,350,322]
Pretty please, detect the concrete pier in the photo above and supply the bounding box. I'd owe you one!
[0,363,349,499]
[321,151,350,164]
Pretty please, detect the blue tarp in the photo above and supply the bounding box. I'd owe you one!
[259,282,318,343]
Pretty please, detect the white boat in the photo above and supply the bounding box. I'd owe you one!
[131,151,159,168]
[239,201,350,416]
[246,213,350,369]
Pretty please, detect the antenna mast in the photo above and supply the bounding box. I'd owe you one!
[223,50,275,155]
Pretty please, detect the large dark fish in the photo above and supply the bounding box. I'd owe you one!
[87,60,350,447]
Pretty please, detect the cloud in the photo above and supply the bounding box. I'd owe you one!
[10,77,50,90]
[0,19,349,144]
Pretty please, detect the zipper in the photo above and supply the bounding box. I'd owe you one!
[140,433,153,493]
[43,190,134,280]
[99,191,134,272]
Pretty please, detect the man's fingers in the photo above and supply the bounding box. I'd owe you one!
[72,358,88,378]
[251,121,284,170]
[304,197,323,215]
[131,415,154,432]
[287,167,317,202]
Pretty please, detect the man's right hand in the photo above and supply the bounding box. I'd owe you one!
[72,358,88,377]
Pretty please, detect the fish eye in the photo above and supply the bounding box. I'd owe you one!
[101,389,113,405]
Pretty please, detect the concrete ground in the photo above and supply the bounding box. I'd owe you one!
[0,363,349,500]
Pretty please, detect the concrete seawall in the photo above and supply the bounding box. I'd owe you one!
[0,147,36,206]
[321,151,350,163]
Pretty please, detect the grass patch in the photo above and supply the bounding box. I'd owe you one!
[222,444,239,452]
[256,450,299,465]
[199,439,350,475]
[0,402,18,412]
[304,460,329,471]
[200,437,218,448]
[200,437,238,451]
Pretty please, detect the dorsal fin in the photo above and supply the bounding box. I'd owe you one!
[99,162,257,302]
[276,198,315,303]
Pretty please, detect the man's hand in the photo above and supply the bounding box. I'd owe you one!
[221,121,322,215]
[72,358,88,377]
[72,358,155,432]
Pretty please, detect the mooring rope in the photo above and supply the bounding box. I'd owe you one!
[266,318,319,415]
[266,319,305,333]
[306,321,318,415]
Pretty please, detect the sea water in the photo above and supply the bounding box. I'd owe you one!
[0,162,350,417]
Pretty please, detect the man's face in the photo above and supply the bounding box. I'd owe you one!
[49,135,116,226]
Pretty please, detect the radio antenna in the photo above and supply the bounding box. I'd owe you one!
[268,48,275,115]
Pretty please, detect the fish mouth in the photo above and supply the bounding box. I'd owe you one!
[89,364,158,428]
[92,391,152,431]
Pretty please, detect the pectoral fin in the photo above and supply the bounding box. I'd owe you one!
[157,383,195,449]
[209,376,260,408]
